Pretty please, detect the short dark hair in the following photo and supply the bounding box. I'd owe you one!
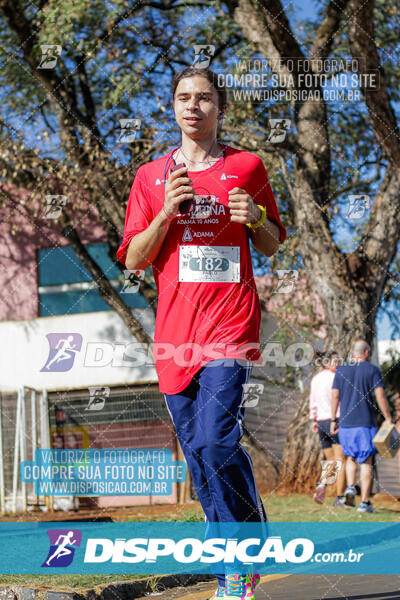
[171,66,227,112]
[314,349,339,367]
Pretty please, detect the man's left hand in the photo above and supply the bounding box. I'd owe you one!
[330,421,339,435]
[228,187,261,225]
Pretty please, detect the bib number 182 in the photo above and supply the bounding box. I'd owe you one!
[189,257,229,272]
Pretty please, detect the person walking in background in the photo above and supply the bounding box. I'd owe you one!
[395,392,400,482]
[310,351,346,506]
[331,340,392,513]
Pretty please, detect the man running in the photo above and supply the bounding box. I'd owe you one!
[117,66,286,599]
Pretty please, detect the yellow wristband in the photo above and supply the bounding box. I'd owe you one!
[246,204,267,229]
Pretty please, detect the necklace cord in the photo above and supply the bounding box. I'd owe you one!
[178,139,223,165]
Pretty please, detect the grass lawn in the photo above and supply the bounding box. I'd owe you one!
[0,493,398,590]
[124,492,400,523]
[263,492,400,522]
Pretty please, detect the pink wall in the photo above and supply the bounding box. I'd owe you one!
[0,189,108,321]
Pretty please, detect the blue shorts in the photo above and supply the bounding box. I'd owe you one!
[338,426,378,463]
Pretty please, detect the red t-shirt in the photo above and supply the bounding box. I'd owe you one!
[117,145,286,394]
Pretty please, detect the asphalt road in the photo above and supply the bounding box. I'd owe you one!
[254,574,400,600]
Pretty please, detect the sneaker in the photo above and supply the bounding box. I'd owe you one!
[225,573,257,599]
[313,483,326,504]
[209,585,225,599]
[357,501,375,513]
[333,496,347,507]
[344,485,356,507]
[246,573,260,597]
[249,574,260,588]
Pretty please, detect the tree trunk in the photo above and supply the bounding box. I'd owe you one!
[278,292,374,491]
[278,386,322,494]
[229,0,400,492]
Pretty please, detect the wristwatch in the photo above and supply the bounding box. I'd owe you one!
[246,204,267,229]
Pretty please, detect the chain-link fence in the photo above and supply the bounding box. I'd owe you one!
[47,385,181,508]
[0,385,186,513]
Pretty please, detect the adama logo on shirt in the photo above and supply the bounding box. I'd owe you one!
[220,173,238,180]
[182,227,214,241]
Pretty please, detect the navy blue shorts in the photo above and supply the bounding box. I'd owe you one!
[318,419,339,449]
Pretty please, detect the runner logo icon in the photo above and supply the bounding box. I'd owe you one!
[41,333,83,372]
[42,529,82,567]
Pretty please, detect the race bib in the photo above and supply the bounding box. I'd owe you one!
[179,245,240,283]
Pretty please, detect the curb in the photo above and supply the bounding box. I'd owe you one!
[0,575,215,600]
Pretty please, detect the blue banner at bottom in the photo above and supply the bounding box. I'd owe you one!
[0,522,399,574]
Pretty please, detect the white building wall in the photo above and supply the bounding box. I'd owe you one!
[0,309,157,391]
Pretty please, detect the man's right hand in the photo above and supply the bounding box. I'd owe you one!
[163,166,194,218]
[311,422,318,434]
[330,420,339,435]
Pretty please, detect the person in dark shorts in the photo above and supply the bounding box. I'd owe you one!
[331,340,392,513]
[310,351,346,505]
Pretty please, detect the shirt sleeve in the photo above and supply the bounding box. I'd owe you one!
[116,165,153,266]
[309,378,318,420]
[372,366,384,389]
[248,157,287,243]
[332,370,340,390]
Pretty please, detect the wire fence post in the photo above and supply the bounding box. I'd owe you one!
[12,387,23,513]
[20,388,27,512]
[0,393,5,515]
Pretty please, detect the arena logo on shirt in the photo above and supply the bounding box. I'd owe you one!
[190,195,224,218]
[155,178,166,185]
